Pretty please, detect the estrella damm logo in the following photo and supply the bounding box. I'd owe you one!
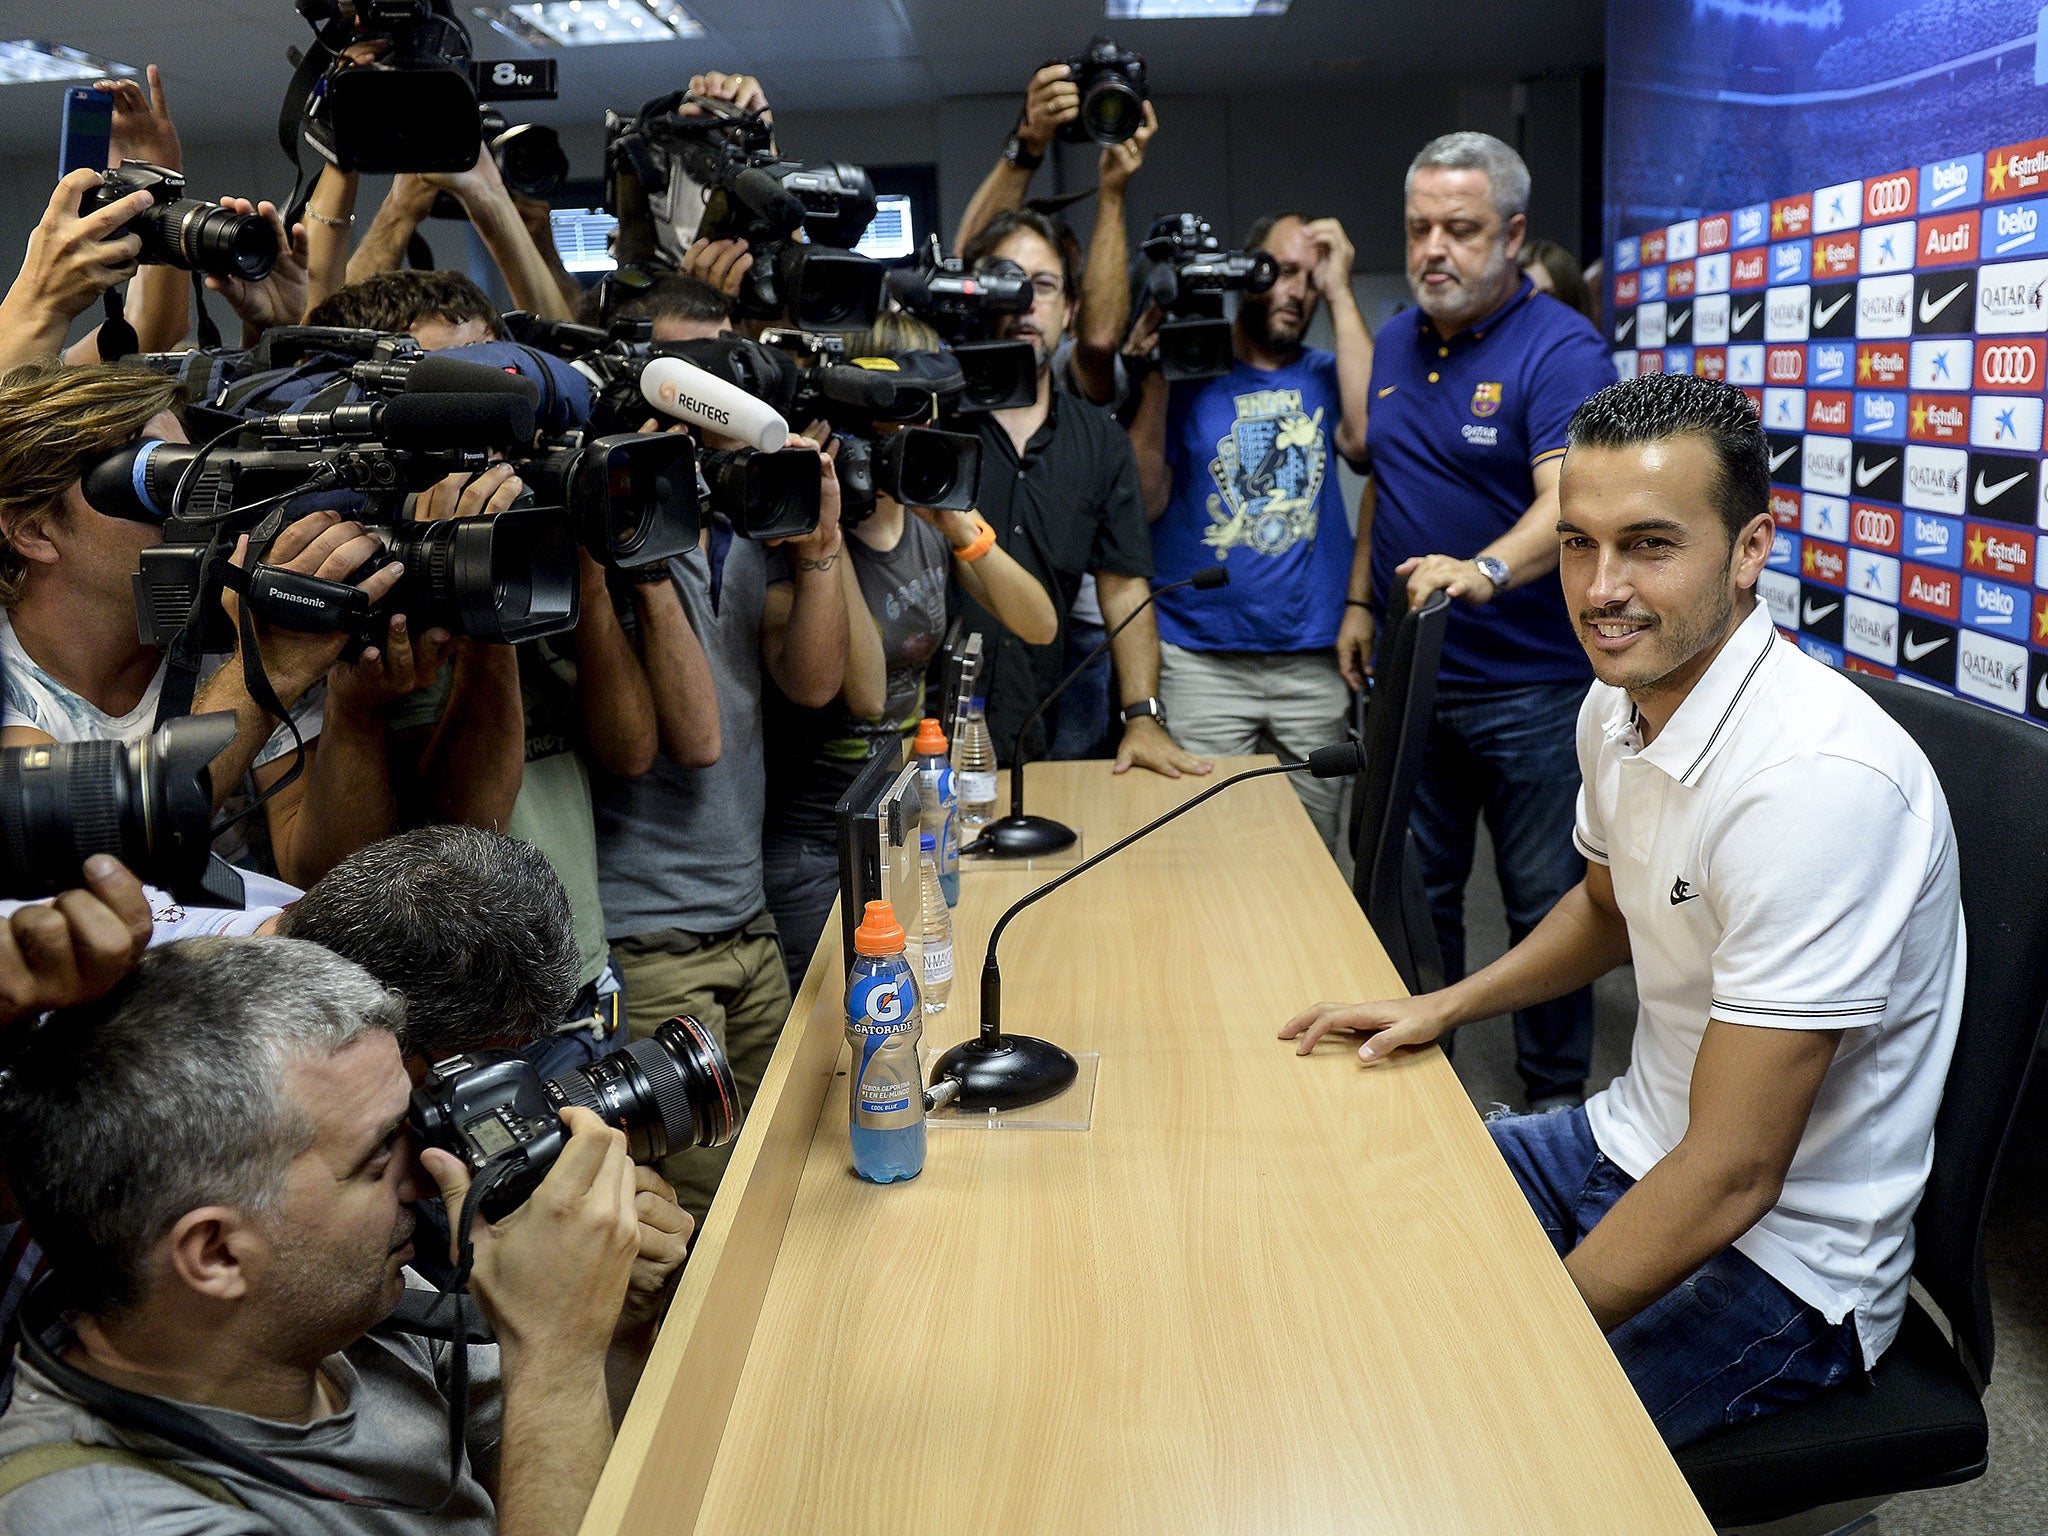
[1470,381,1504,417]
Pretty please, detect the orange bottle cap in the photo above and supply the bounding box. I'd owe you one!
[854,899,907,956]
[913,716,949,754]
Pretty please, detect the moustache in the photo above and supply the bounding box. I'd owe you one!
[1580,609,1657,626]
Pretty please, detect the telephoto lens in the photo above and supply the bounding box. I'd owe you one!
[380,507,581,645]
[82,163,276,282]
[0,713,245,906]
[410,1015,742,1220]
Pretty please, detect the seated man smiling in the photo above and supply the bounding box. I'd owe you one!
[1281,371,1964,1447]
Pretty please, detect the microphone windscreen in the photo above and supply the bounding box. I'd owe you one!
[733,165,805,235]
[813,364,903,411]
[638,355,791,453]
[1304,742,1364,780]
[435,342,595,432]
[403,354,543,404]
[1189,564,1230,590]
[379,390,537,450]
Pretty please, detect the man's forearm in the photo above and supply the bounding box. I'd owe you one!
[631,581,722,769]
[1433,880,1630,1031]
[1070,188,1132,404]
[1486,480,1565,587]
[766,566,847,709]
[1328,289,1373,463]
[953,160,1033,254]
[0,293,76,370]
[303,165,359,313]
[266,712,395,886]
[1348,478,1376,601]
[189,664,286,813]
[1096,573,1160,703]
[420,644,525,829]
[126,263,191,353]
[1129,376,1171,521]
[348,178,434,284]
[495,1360,614,1536]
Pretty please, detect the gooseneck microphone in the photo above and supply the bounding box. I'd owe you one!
[933,741,1364,1111]
[964,564,1229,860]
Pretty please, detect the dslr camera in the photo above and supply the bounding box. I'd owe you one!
[293,0,556,175]
[604,92,885,329]
[1057,35,1148,146]
[82,162,277,283]
[1140,213,1279,381]
[411,1014,740,1219]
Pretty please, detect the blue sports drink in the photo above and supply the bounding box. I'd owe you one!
[846,900,926,1183]
[913,716,960,906]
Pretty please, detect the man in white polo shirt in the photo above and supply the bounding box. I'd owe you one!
[1281,370,1963,1447]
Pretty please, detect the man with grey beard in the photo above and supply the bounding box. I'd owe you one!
[1351,131,1616,1113]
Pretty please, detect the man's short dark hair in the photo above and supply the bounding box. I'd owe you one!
[962,209,1079,300]
[0,939,401,1317]
[1244,211,1312,253]
[304,269,505,339]
[277,826,579,1059]
[583,271,730,329]
[1565,372,1770,544]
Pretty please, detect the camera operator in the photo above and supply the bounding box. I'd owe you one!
[1125,210,1370,850]
[581,270,732,345]
[346,143,573,322]
[305,267,505,349]
[0,363,432,885]
[951,210,1206,776]
[0,937,658,1533]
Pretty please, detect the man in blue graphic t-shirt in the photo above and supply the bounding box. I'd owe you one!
[1357,132,1616,1111]
[1128,211,1372,848]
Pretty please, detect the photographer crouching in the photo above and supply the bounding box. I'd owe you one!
[0,936,688,1533]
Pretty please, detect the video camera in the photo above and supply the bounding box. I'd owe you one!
[884,237,1039,411]
[1057,35,1148,146]
[412,1014,740,1219]
[604,92,885,329]
[82,163,277,283]
[1139,213,1279,381]
[291,0,557,175]
[0,714,246,907]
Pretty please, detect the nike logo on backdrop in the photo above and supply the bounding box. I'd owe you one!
[1769,444,1798,472]
[1813,292,1852,327]
[1668,309,1692,335]
[1976,470,2027,503]
[1903,632,1950,661]
[1670,877,1701,905]
[1855,455,1898,486]
[1616,315,1637,340]
[1803,599,1840,624]
[1920,283,1967,321]
[1732,301,1761,329]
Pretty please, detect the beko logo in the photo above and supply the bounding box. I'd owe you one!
[1995,205,2040,252]
[1868,175,1914,217]
[1972,584,2017,620]
[1930,161,1970,203]
[1853,506,1897,544]
[1979,344,2038,385]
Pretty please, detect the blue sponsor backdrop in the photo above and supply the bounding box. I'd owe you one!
[1606,0,2048,724]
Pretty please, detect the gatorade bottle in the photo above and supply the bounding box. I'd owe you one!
[913,716,960,906]
[845,900,926,1183]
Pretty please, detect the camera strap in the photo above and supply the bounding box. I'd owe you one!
[191,273,223,352]
[97,288,140,364]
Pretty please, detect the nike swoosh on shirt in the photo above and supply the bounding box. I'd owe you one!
[1976,470,2028,504]
[1903,633,1950,661]
[1377,385,1398,398]
[1803,599,1840,623]
[1731,301,1761,329]
[1855,455,1898,486]
[1768,444,1798,472]
[1920,283,1967,322]
[1813,292,1852,327]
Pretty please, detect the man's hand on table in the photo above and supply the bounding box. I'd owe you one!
[1279,993,1455,1063]
[1112,716,1212,779]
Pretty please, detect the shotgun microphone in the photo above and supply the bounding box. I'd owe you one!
[965,563,1229,859]
[933,741,1364,1110]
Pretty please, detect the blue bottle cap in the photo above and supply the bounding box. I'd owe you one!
[921,831,936,851]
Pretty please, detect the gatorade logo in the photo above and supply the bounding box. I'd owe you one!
[851,974,911,1029]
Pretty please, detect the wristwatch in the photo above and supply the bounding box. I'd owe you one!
[1473,554,1511,596]
[1120,697,1166,728]
[1003,133,1044,171]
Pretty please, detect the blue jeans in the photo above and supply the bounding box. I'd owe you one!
[1411,680,1594,1101]
[1049,619,1116,761]
[1491,1106,1861,1448]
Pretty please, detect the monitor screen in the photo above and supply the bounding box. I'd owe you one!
[550,207,618,274]
[853,194,915,261]
[833,742,920,978]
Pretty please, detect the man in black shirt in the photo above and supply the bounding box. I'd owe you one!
[959,210,1210,775]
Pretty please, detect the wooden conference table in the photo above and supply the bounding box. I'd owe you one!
[581,760,1711,1535]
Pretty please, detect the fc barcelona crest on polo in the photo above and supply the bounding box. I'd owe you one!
[1470,381,1503,417]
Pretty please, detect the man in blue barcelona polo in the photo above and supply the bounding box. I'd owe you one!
[1344,132,1616,1112]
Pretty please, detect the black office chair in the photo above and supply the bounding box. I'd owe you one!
[1675,674,2048,1532]
[1347,588,1450,995]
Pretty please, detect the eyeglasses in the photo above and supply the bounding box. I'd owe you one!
[1025,273,1065,300]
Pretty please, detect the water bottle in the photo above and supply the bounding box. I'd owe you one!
[916,833,953,1014]
[912,717,960,906]
[953,695,998,832]
[845,900,926,1183]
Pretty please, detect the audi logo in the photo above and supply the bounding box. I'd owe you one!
[1980,345,2039,386]
[1867,176,1913,217]
[1853,508,1897,543]
[1767,354,1802,380]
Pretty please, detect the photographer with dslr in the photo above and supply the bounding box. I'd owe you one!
[1125,211,1371,850]
[0,937,657,1533]
[955,210,1206,777]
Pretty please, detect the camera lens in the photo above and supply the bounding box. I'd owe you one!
[389,508,579,644]
[701,447,822,541]
[0,714,243,905]
[545,1014,741,1161]
[149,199,277,282]
[492,123,569,201]
[1081,79,1143,145]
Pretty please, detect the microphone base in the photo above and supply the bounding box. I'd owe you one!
[931,1033,1078,1112]
[972,813,1078,860]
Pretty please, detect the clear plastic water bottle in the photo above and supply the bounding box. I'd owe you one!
[916,833,953,1014]
[845,900,926,1183]
[953,695,998,832]
[912,717,960,906]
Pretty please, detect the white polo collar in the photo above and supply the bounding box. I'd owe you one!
[1609,600,1782,786]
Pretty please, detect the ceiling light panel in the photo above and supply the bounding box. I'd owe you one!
[474,0,704,49]
[0,41,137,86]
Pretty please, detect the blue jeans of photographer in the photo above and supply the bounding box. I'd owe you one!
[1411,680,1594,1103]
[1049,619,1116,761]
